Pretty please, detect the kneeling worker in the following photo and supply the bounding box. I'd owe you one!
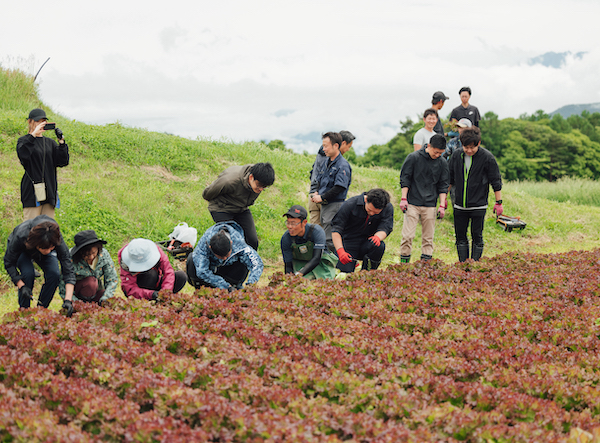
[331,188,394,273]
[280,205,338,279]
[187,221,263,290]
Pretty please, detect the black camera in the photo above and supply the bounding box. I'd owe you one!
[44,123,56,130]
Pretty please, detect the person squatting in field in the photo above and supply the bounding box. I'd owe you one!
[3,215,75,316]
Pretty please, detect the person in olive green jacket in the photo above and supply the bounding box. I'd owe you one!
[202,162,275,250]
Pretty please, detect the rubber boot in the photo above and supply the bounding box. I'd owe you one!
[420,254,432,261]
[400,255,411,264]
[456,242,470,262]
[471,243,484,261]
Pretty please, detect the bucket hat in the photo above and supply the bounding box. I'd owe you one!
[71,230,107,257]
[121,238,160,273]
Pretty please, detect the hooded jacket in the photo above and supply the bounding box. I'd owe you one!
[202,165,259,213]
[400,147,449,207]
[191,221,263,289]
[118,244,175,300]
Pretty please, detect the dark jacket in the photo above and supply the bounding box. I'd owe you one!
[332,193,394,242]
[17,134,69,208]
[202,164,259,213]
[4,215,75,286]
[400,147,449,207]
[309,146,327,193]
[448,146,502,208]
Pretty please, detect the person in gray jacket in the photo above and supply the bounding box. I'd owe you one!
[202,162,275,250]
[399,134,449,262]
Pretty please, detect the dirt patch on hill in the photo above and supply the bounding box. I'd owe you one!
[140,165,184,182]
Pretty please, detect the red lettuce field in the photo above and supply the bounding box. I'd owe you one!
[2,250,600,442]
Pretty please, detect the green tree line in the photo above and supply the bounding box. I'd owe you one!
[353,110,600,182]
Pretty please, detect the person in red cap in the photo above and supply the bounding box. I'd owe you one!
[17,108,69,220]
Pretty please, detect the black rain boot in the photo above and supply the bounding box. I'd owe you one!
[471,243,484,261]
[400,255,411,263]
[361,255,382,271]
[456,242,470,262]
[420,254,432,261]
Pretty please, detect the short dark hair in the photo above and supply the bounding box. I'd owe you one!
[459,127,481,148]
[322,132,343,149]
[25,221,62,250]
[429,134,446,150]
[339,130,356,144]
[423,108,438,120]
[210,230,232,257]
[73,242,104,263]
[250,162,275,187]
[459,86,472,96]
[365,188,390,209]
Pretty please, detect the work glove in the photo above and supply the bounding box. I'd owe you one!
[62,300,73,318]
[400,198,408,213]
[336,248,353,265]
[55,128,64,140]
[437,205,446,219]
[18,286,33,305]
[493,202,504,217]
[150,291,159,301]
[368,235,381,247]
[227,286,234,293]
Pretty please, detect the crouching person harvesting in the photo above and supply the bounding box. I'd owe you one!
[187,221,263,291]
[448,127,503,261]
[4,215,75,316]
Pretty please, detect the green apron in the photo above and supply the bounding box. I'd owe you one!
[291,226,338,279]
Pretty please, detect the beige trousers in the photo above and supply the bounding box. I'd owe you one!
[23,204,56,221]
[400,205,436,257]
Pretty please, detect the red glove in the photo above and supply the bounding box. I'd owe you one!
[400,198,408,213]
[437,206,445,219]
[368,235,381,247]
[336,248,353,265]
[493,202,504,217]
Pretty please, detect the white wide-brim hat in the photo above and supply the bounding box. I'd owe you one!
[121,238,160,273]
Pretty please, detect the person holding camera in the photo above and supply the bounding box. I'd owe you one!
[3,215,76,316]
[17,108,69,221]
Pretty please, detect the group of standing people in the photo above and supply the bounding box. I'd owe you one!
[401,87,504,263]
[4,99,505,315]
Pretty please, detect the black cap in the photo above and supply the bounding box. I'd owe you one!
[71,230,107,257]
[432,91,449,102]
[283,205,307,219]
[28,108,47,121]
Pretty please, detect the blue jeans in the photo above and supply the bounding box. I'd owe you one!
[17,251,60,308]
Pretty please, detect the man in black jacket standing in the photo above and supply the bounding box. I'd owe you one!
[399,134,449,263]
[448,127,503,261]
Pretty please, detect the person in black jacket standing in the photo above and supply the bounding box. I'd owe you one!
[448,127,503,262]
[17,108,69,221]
[399,134,449,263]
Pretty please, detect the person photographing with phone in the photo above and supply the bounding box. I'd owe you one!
[17,108,69,221]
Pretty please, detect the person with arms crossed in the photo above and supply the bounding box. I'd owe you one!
[310,132,352,251]
[399,134,449,263]
[308,131,355,225]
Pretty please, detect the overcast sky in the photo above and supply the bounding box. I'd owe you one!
[2,0,599,154]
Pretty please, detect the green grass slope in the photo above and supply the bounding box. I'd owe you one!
[1,66,600,292]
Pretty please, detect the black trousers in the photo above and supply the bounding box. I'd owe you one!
[336,238,386,273]
[454,208,486,245]
[186,255,249,289]
[136,268,187,293]
[210,210,258,250]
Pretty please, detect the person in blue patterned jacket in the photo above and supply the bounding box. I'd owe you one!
[186,221,263,290]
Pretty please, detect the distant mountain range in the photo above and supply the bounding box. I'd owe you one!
[528,51,586,69]
[549,103,600,118]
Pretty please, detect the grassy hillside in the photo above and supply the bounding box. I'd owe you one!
[1,66,600,292]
